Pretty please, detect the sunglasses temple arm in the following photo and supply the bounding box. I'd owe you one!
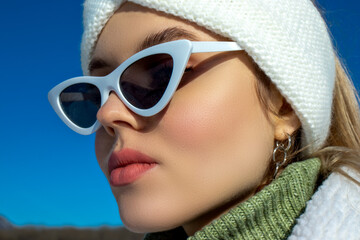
[191,41,243,53]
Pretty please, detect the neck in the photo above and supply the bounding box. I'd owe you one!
[183,187,256,236]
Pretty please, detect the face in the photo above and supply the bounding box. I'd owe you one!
[93,2,277,235]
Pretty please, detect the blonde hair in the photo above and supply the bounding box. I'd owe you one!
[312,57,360,184]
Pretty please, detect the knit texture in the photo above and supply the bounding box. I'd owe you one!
[143,158,321,240]
[81,0,336,152]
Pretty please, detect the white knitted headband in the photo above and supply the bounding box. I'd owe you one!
[81,0,336,153]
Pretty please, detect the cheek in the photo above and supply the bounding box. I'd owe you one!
[160,62,272,155]
[157,60,276,201]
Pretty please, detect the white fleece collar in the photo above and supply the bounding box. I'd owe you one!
[289,169,360,239]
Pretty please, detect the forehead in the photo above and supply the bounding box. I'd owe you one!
[92,2,225,64]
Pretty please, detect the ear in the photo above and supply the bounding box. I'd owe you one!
[271,98,301,141]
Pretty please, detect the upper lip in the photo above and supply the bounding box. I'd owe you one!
[108,148,158,174]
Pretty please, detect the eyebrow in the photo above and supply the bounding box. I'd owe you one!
[136,27,198,52]
[88,27,198,74]
[88,58,110,75]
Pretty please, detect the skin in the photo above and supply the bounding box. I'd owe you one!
[92,2,300,236]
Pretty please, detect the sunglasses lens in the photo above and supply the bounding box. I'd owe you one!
[59,83,101,128]
[120,54,174,109]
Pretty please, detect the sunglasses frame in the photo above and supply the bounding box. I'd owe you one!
[48,39,243,135]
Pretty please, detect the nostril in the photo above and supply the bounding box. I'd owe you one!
[104,126,116,137]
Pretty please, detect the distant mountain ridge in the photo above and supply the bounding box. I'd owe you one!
[0,217,145,239]
[0,216,13,229]
[0,217,146,239]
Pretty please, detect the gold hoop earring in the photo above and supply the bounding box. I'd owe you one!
[273,133,292,179]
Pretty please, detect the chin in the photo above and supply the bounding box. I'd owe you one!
[117,200,187,234]
[121,213,182,234]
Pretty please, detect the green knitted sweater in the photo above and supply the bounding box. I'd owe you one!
[144,158,321,240]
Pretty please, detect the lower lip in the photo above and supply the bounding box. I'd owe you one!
[110,163,157,186]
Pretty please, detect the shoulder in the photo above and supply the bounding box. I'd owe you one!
[288,168,360,240]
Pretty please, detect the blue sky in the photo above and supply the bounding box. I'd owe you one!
[0,0,359,227]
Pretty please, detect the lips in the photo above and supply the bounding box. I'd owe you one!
[108,148,157,186]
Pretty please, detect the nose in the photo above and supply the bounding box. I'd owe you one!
[96,92,145,136]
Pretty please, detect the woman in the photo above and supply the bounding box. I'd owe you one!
[48,0,360,239]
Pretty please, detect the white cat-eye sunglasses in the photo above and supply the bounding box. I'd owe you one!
[48,40,243,135]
